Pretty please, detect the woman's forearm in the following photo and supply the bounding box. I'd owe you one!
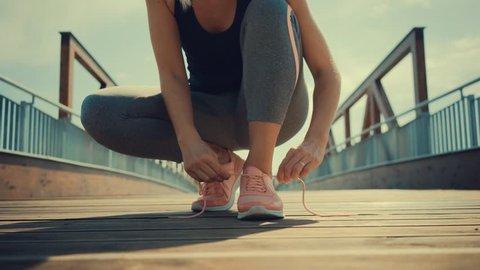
[145,0,200,147]
[160,74,201,146]
[304,71,341,148]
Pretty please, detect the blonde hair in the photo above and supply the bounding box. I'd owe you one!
[179,0,192,10]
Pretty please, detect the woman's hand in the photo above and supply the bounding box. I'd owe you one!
[179,138,230,183]
[276,139,326,184]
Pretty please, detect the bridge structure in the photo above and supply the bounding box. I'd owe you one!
[0,28,479,269]
[278,28,480,191]
[0,32,197,199]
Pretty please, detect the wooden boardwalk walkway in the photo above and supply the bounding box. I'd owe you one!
[1,189,479,269]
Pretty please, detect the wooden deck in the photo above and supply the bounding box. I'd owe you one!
[1,189,479,269]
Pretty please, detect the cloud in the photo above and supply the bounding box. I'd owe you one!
[402,0,433,8]
[0,0,143,66]
[115,71,128,81]
[327,1,393,18]
[369,2,392,17]
[452,36,480,56]
[321,0,433,20]
[427,35,480,93]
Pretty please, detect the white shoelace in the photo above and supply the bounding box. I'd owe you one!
[168,174,353,219]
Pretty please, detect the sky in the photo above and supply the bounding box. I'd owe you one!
[0,0,479,172]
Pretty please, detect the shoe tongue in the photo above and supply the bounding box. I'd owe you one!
[243,165,264,176]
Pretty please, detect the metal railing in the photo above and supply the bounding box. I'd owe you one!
[0,75,197,193]
[278,77,480,190]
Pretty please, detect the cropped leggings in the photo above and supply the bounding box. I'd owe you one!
[80,0,309,163]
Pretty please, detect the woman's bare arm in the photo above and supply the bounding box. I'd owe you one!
[145,0,200,145]
[288,0,341,148]
[277,0,341,183]
[145,0,229,182]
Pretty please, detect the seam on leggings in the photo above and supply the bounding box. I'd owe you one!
[287,5,300,87]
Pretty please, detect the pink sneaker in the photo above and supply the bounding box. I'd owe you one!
[237,165,284,220]
[191,149,244,212]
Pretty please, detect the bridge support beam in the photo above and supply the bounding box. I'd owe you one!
[332,27,428,147]
[58,32,116,120]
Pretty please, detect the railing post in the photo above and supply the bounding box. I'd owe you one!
[0,97,3,149]
[18,102,33,153]
[344,111,351,147]
[468,95,478,147]
[417,112,431,156]
[108,149,113,168]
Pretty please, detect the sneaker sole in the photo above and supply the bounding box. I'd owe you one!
[237,205,284,220]
[191,175,241,212]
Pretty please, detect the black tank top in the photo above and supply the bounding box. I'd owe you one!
[174,0,252,94]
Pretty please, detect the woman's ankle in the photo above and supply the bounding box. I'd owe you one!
[243,159,272,177]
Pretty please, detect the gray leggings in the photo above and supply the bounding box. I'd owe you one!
[80,0,309,163]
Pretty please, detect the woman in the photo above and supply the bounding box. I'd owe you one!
[80,0,340,220]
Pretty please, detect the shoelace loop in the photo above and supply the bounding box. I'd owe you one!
[171,182,212,219]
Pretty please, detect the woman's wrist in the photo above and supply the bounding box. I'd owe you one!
[177,127,202,148]
[303,131,329,150]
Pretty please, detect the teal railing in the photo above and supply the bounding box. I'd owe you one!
[0,75,197,193]
[278,77,480,190]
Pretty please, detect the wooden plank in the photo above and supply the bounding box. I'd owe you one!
[4,188,475,204]
[1,219,479,234]
[2,202,479,214]
[1,252,480,270]
[2,189,479,203]
[2,236,480,254]
[0,202,480,214]
[2,214,478,229]
[6,201,480,209]
[1,210,479,221]
[0,225,479,243]
[2,191,479,206]
[1,189,479,270]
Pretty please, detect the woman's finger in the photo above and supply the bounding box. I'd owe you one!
[198,163,221,181]
[193,166,211,182]
[202,161,228,182]
[277,148,297,183]
[299,160,318,179]
[185,168,201,183]
[204,156,230,180]
[277,161,286,183]
[291,158,310,181]
[283,150,306,182]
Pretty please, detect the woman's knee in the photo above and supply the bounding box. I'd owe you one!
[241,0,301,79]
[80,94,112,135]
